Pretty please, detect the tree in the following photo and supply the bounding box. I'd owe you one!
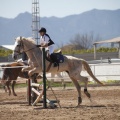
[69,33,101,50]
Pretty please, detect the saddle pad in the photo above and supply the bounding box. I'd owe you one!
[45,51,64,63]
[55,53,64,63]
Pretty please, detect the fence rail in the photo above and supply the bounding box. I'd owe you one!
[0,63,120,84]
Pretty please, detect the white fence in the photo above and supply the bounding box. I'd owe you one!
[0,62,120,81]
[81,63,120,81]
[46,63,120,81]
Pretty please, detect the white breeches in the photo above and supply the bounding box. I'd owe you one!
[48,45,54,55]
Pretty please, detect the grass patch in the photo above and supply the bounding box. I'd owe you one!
[0,80,120,89]
[15,83,27,88]
[104,80,120,84]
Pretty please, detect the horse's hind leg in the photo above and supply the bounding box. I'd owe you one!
[68,71,82,106]
[12,81,17,96]
[3,86,7,93]
[70,76,82,106]
[6,80,11,96]
[79,75,91,99]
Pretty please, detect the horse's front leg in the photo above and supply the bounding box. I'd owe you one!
[28,67,41,77]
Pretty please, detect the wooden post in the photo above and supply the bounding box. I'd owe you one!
[94,44,97,60]
[28,79,31,105]
[42,48,47,108]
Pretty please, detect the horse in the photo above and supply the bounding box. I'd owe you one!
[1,62,41,96]
[12,36,104,106]
[1,62,65,96]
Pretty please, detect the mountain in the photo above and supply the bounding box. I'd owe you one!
[0,9,120,46]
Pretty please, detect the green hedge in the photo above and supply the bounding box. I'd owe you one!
[0,47,118,57]
[0,49,13,57]
[62,47,118,54]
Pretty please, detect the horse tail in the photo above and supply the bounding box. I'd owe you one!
[81,60,104,86]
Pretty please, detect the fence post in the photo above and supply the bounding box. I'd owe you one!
[28,79,31,105]
[42,48,47,108]
[31,76,37,104]
[94,44,97,60]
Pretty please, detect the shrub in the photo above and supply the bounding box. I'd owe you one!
[0,49,12,57]
[62,47,117,55]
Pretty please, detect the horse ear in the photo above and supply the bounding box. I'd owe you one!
[20,36,22,40]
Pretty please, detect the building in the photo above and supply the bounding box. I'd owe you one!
[0,45,15,50]
[0,45,14,62]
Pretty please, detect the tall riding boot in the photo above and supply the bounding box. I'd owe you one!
[50,54,58,67]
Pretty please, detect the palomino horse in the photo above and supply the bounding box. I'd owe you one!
[12,37,104,106]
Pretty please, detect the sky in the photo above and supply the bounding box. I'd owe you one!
[0,0,120,18]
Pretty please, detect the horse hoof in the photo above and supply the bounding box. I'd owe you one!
[13,93,17,96]
[78,97,82,105]
[76,104,80,108]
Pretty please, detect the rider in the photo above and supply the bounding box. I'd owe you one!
[37,27,58,67]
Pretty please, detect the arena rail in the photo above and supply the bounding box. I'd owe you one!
[0,66,27,68]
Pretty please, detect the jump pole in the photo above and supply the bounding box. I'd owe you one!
[42,48,47,108]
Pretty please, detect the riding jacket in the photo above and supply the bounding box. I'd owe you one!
[40,34,55,55]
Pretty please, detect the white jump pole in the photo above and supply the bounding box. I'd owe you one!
[31,83,43,88]
[32,89,44,106]
[32,88,56,108]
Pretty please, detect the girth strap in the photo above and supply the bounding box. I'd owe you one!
[46,62,52,72]
[46,62,59,72]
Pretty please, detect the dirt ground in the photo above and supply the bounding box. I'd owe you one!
[0,86,120,120]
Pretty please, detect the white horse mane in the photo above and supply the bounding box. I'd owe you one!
[15,36,36,45]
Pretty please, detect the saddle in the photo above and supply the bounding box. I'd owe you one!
[52,53,64,63]
[45,50,64,71]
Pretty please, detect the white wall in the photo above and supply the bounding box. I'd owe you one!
[81,63,120,81]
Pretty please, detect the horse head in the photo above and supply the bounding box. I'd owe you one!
[12,36,36,60]
[12,36,24,60]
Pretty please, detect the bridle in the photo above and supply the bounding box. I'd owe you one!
[14,39,36,55]
[14,40,24,54]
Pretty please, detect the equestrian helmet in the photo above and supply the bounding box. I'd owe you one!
[39,27,46,33]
